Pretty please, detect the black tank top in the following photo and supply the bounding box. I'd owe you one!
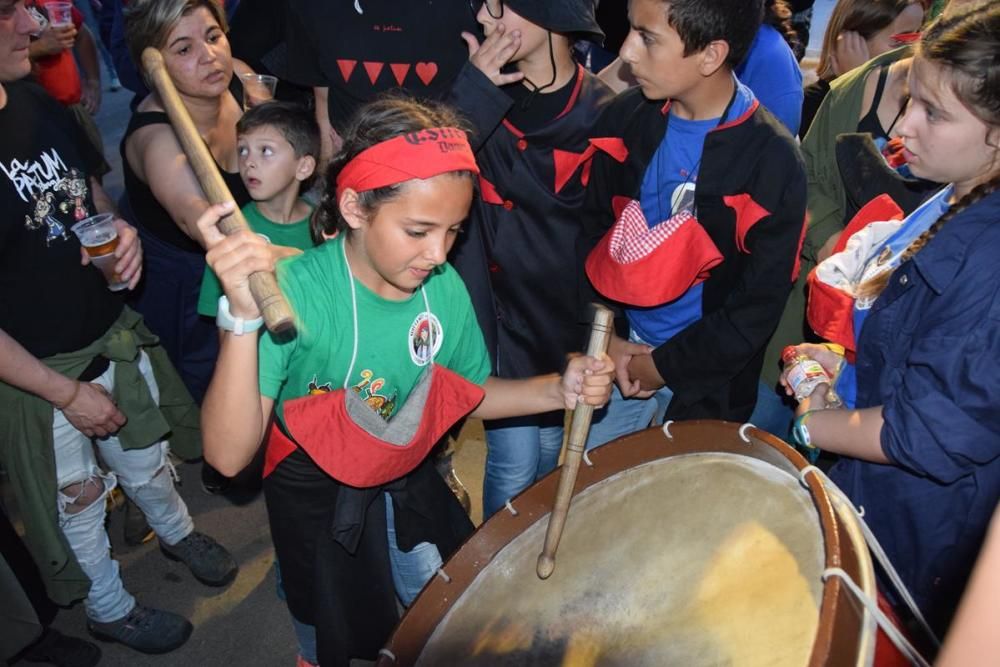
[855,66,904,143]
[119,81,251,254]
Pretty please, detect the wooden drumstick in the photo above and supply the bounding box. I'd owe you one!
[537,304,614,579]
[140,47,294,334]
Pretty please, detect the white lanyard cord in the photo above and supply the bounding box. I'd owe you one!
[340,238,433,389]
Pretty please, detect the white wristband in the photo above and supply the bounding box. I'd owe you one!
[216,295,264,335]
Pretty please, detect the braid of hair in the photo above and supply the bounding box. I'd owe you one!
[855,176,1000,299]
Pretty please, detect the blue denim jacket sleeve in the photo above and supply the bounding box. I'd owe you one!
[878,258,1000,484]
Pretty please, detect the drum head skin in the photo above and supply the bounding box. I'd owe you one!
[383,422,875,667]
[417,454,823,666]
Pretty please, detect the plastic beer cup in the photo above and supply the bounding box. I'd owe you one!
[240,73,277,110]
[71,213,128,291]
[46,2,73,27]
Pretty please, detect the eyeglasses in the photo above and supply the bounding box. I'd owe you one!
[468,0,504,19]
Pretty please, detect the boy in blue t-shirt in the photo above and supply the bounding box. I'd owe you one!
[582,0,807,447]
[197,101,319,318]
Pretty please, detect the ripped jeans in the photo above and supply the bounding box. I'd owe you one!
[53,351,194,622]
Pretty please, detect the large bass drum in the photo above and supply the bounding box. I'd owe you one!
[378,421,879,666]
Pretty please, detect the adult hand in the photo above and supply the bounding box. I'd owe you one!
[81,78,101,114]
[61,382,128,438]
[832,30,869,77]
[198,202,275,320]
[608,335,655,398]
[30,24,77,58]
[561,352,614,410]
[78,217,143,288]
[461,23,524,87]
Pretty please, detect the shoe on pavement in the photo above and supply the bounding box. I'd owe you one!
[87,605,192,655]
[123,496,154,546]
[21,628,101,667]
[160,531,238,586]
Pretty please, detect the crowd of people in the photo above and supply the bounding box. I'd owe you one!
[1,0,998,665]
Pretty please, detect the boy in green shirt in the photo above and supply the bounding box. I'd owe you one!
[198,101,320,317]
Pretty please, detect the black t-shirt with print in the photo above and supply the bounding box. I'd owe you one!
[0,81,122,358]
[284,0,478,132]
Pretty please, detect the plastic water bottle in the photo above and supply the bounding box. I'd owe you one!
[782,346,843,407]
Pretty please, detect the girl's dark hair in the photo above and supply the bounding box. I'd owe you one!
[855,3,1000,299]
[764,0,801,60]
[309,96,475,245]
[918,2,1000,129]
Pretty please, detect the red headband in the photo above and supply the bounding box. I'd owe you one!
[336,127,480,197]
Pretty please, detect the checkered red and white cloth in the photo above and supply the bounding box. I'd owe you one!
[606,199,695,264]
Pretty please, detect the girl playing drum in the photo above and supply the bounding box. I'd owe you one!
[196,97,613,666]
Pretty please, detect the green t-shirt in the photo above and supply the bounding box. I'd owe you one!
[259,234,491,425]
[197,201,314,318]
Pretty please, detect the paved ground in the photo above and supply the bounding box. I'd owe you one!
[31,4,835,663]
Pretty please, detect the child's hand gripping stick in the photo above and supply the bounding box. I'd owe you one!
[537,304,614,579]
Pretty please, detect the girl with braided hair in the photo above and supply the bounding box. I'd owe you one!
[782,1,1000,636]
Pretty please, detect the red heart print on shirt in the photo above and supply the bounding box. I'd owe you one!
[415,62,438,85]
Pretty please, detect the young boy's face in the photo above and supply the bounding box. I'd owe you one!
[237,125,313,202]
[620,0,704,101]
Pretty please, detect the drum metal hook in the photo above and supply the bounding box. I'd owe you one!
[738,423,756,444]
[377,648,397,663]
[661,420,675,439]
[582,450,594,467]
[798,464,820,489]
[435,568,452,584]
[504,499,519,516]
